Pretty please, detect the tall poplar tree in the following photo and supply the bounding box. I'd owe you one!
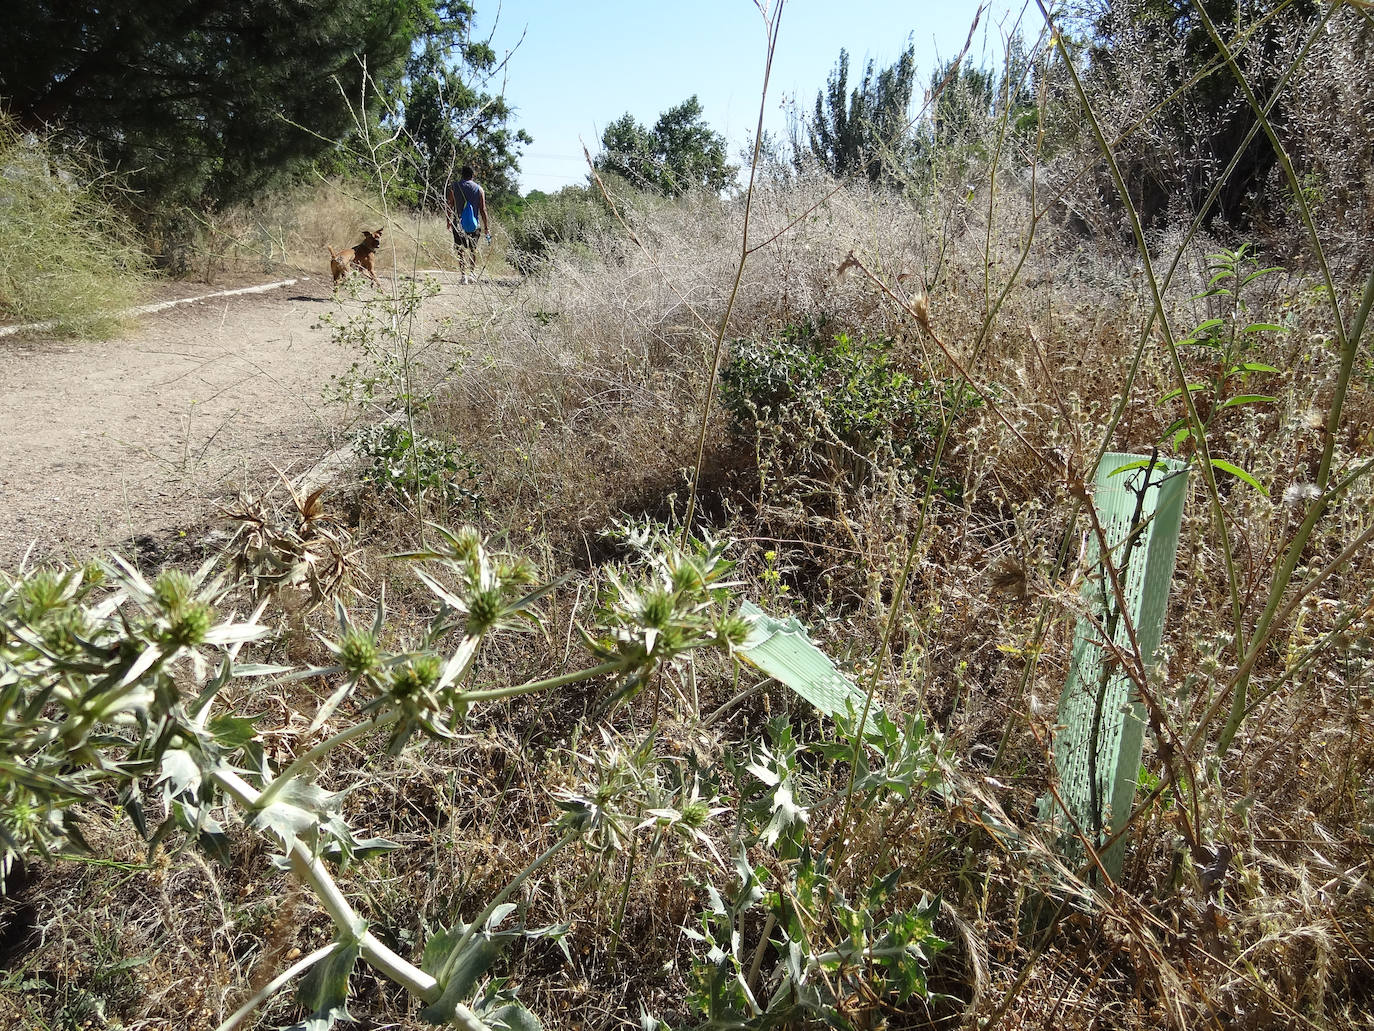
[807,41,918,185]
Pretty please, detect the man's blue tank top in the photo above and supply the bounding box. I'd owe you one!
[456,180,482,208]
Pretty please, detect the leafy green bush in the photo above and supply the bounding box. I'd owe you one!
[354,422,484,510]
[0,116,149,335]
[720,320,981,488]
[504,184,620,272]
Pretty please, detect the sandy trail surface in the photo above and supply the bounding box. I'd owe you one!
[0,271,476,567]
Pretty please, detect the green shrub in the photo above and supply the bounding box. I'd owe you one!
[720,320,981,489]
[0,116,149,335]
[505,183,620,272]
[354,422,484,510]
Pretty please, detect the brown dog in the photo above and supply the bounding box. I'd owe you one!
[326,228,384,288]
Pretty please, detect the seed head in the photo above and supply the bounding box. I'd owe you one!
[640,589,675,632]
[19,571,65,620]
[450,526,482,563]
[165,602,212,647]
[392,654,441,701]
[154,570,195,616]
[912,293,932,335]
[716,614,752,649]
[43,607,90,657]
[1281,481,1320,508]
[679,798,712,829]
[466,586,505,634]
[670,557,707,595]
[338,628,380,676]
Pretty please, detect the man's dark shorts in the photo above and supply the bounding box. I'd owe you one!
[452,228,479,253]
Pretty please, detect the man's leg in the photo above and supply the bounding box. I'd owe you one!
[463,233,479,281]
[452,227,469,277]
[462,234,474,282]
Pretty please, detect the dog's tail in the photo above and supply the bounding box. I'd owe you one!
[325,245,340,260]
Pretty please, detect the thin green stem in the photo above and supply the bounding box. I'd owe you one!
[257,708,400,808]
[608,832,640,961]
[1191,0,1370,752]
[1037,0,1245,741]
[212,768,439,1002]
[680,2,785,543]
[448,829,578,966]
[1090,16,1316,470]
[458,659,624,704]
[215,942,341,1031]
[1189,1,1347,354]
[1244,579,1374,718]
[1178,448,1374,761]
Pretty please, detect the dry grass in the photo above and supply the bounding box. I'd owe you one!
[158,179,516,286]
[417,171,1374,1028]
[0,116,150,335]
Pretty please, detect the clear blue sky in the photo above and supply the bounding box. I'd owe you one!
[470,1,1029,195]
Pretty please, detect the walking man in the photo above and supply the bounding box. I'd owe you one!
[445,165,490,283]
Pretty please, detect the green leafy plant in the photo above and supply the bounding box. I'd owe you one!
[322,275,445,417]
[720,320,980,491]
[1158,244,1284,494]
[321,269,486,516]
[354,422,484,510]
[682,715,952,1030]
[0,114,149,335]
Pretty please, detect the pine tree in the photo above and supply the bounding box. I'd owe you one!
[380,1,531,210]
[2,0,428,209]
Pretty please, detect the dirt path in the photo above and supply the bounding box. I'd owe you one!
[0,271,478,567]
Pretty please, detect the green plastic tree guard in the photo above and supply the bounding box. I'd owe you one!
[737,600,881,728]
[1042,452,1188,882]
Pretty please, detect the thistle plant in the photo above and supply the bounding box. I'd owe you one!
[683,716,953,1030]
[0,557,270,876]
[584,524,752,712]
[0,525,771,1029]
[221,483,358,609]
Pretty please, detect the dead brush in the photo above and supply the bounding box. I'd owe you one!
[219,480,360,612]
[420,160,1374,1025]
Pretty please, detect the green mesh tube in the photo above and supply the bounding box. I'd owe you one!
[737,599,879,727]
[1043,452,1188,882]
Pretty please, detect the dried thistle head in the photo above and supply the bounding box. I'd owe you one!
[219,488,358,609]
[987,557,1030,602]
[910,292,932,336]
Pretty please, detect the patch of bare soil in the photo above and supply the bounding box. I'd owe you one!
[0,269,488,567]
